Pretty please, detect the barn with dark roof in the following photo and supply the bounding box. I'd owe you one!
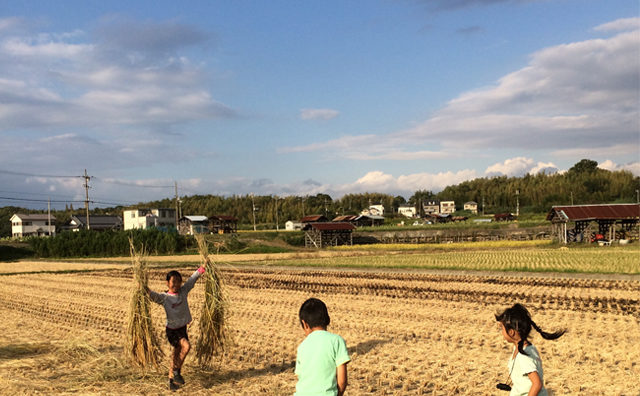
[546,203,639,243]
[303,222,356,248]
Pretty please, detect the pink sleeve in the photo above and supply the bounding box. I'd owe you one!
[197,266,206,274]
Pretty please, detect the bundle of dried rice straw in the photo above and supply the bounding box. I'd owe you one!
[125,237,164,369]
[195,235,230,366]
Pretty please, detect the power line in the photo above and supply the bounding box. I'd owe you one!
[0,196,85,203]
[0,190,76,200]
[0,169,84,179]
[93,177,173,188]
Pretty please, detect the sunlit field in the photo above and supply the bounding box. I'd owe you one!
[1,245,638,395]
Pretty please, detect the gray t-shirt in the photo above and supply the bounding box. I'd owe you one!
[149,269,202,329]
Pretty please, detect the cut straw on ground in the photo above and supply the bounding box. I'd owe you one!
[195,235,230,366]
[124,237,164,369]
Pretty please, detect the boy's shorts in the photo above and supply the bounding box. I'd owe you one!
[166,326,189,347]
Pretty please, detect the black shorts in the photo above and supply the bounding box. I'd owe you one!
[166,326,189,347]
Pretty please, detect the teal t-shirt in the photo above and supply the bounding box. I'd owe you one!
[295,330,351,396]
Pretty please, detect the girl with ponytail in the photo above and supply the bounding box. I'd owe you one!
[495,304,566,396]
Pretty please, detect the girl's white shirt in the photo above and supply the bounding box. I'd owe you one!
[507,344,548,396]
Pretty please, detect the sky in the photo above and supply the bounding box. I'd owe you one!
[0,0,638,209]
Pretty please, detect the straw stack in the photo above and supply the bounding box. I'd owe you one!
[125,237,164,369]
[195,235,230,366]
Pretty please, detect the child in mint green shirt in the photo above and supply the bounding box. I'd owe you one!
[295,298,350,396]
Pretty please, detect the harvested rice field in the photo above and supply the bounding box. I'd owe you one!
[0,262,638,395]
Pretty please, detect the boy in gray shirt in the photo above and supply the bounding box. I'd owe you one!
[148,266,205,391]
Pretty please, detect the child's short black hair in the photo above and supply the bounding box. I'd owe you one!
[166,270,182,282]
[299,298,330,328]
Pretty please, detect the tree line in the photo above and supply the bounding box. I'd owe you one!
[28,228,193,258]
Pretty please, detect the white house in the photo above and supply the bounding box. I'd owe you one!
[285,220,303,231]
[10,213,56,237]
[423,200,440,215]
[464,201,478,214]
[123,208,177,230]
[398,204,417,218]
[362,204,385,216]
[440,201,456,214]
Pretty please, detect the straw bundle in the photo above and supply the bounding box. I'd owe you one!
[195,235,230,366]
[125,238,164,369]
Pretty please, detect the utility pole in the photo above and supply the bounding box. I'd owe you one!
[174,181,179,225]
[570,191,574,205]
[251,193,257,231]
[83,169,91,230]
[482,195,485,216]
[275,196,279,231]
[516,189,520,217]
[47,198,52,236]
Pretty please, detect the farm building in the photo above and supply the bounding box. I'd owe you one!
[464,201,478,214]
[440,201,456,214]
[303,222,356,248]
[546,203,640,244]
[494,213,516,222]
[353,214,385,227]
[422,200,440,215]
[63,215,123,232]
[285,220,303,231]
[300,215,329,225]
[178,216,209,235]
[398,204,417,218]
[10,213,56,237]
[332,215,358,223]
[209,215,238,234]
[123,208,176,230]
[425,213,451,224]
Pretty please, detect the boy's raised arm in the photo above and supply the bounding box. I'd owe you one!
[147,287,164,304]
[336,363,348,396]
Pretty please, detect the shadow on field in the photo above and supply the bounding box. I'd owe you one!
[0,342,54,360]
[195,338,391,388]
[348,338,391,356]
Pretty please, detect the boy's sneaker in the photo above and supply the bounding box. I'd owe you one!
[169,379,179,391]
[173,372,185,385]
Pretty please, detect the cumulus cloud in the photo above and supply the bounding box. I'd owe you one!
[0,18,234,133]
[598,159,640,175]
[282,19,639,165]
[485,157,558,177]
[300,108,340,120]
[594,17,640,32]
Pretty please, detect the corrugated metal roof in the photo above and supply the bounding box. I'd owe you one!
[546,204,640,221]
[183,215,208,222]
[300,215,328,222]
[307,222,356,231]
[11,213,57,221]
[71,215,121,226]
[332,215,357,222]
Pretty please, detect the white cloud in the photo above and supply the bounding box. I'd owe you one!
[300,108,340,120]
[0,18,234,133]
[283,20,639,164]
[594,17,640,32]
[485,157,558,177]
[598,160,640,175]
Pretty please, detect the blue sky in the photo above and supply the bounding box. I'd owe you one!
[0,1,638,209]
